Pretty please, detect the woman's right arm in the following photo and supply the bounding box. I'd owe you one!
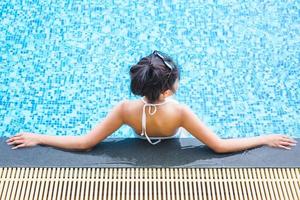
[180,104,297,153]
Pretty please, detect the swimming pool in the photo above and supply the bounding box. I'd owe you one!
[0,1,299,139]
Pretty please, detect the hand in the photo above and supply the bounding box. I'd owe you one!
[6,132,41,149]
[263,134,297,150]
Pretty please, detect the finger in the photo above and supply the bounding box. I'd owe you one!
[7,138,23,143]
[7,138,14,142]
[6,136,23,142]
[280,137,296,142]
[8,135,17,140]
[281,135,297,142]
[11,143,26,150]
[7,136,18,141]
[289,137,298,143]
[12,133,23,138]
[280,141,297,146]
[7,139,24,145]
[281,139,297,144]
[278,144,291,150]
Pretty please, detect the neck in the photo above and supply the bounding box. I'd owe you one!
[143,96,167,104]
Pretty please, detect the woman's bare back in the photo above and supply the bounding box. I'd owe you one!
[122,98,183,137]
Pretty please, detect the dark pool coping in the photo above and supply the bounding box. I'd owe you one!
[0,137,299,168]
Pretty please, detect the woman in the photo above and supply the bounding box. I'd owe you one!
[6,51,297,153]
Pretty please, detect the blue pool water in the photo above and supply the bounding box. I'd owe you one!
[0,1,299,139]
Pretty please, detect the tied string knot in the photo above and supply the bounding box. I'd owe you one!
[147,104,157,115]
[140,96,170,146]
[141,104,157,137]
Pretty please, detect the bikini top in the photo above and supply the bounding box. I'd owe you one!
[140,96,176,145]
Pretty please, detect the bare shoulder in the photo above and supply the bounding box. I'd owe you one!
[118,99,139,114]
[179,103,205,126]
[113,100,128,110]
[179,103,192,114]
[177,103,191,122]
[121,99,137,107]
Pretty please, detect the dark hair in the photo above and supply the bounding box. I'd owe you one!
[130,51,180,103]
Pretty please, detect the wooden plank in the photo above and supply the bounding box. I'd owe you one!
[1,167,300,200]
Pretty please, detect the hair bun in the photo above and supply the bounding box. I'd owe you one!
[130,52,180,103]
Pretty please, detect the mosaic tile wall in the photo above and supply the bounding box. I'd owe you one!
[0,0,299,139]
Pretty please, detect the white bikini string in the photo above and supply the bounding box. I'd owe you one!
[141,98,169,145]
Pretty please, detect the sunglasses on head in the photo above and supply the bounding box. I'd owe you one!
[152,50,175,71]
[152,50,176,93]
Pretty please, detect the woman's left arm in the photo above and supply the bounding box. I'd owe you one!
[6,100,126,151]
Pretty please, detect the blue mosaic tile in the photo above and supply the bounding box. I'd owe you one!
[0,0,299,139]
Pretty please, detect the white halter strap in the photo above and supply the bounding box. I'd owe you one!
[141,97,171,145]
